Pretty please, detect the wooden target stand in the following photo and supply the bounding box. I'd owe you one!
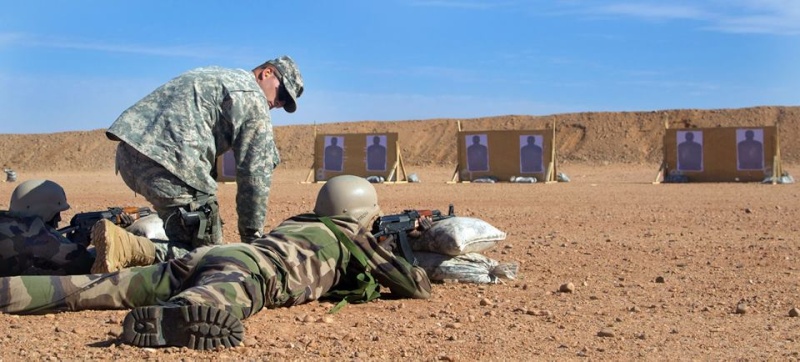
[447,120,559,184]
[652,113,671,184]
[301,132,410,184]
[653,115,784,184]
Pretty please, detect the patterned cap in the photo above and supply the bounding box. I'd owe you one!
[266,55,304,113]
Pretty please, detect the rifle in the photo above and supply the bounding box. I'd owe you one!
[58,206,153,247]
[372,204,455,266]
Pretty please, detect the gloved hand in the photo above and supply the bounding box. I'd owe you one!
[408,216,433,238]
[418,216,434,231]
[117,213,135,228]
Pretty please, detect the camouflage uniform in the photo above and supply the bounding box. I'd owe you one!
[0,214,432,317]
[0,211,93,276]
[0,211,192,277]
[107,66,281,247]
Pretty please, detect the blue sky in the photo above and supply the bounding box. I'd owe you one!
[1,1,798,134]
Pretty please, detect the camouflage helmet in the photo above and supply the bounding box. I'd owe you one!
[314,175,380,229]
[9,179,70,221]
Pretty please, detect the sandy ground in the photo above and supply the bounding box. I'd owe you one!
[1,163,799,361]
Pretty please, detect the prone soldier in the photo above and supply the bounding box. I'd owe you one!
[0,175,433,350]
[0,179,195,276]
[0,179,90,276]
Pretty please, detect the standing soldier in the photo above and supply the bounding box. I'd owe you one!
[99,56,304,274]
[0,175,433,350]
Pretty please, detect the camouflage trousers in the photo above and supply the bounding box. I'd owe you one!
[0,244,282,320]
[115,142,223,248]
[151,240,193,263]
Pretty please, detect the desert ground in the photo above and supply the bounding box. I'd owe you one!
[1,106,799,360]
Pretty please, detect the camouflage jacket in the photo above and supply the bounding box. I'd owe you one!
[107,66,280,235]
[252,214,432,307]
[0,211,91,276]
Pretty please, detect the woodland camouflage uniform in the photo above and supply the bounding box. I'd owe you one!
[106,56,303,247]
[0,214,432,318]
[0,211,193,277]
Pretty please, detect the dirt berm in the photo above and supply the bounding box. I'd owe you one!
[1,106,797,172]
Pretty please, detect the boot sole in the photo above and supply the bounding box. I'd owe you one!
[121,305,244,350]
[90,220,120,274]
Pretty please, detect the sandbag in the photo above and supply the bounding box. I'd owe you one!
[415,251,518,284]
[410,216,506,256]
[126,214,168,240]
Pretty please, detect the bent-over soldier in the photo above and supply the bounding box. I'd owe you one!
[105,56,304,252]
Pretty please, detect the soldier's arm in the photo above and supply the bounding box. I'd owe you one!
[227,91,280,242]
[354,229,432,299]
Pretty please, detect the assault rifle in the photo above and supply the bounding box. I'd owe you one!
[58,206,153,247]
[372,204,455,266]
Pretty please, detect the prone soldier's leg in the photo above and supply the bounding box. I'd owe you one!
[167,243,277,320]
[121,244,270,350]
[0,246,214,314]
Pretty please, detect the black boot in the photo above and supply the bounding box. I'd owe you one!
[121,304,244,350]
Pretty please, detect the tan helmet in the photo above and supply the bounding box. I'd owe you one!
[9,179,70,221]
[314,175,380,229]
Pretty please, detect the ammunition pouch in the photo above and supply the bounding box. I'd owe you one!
[178,195,222,247]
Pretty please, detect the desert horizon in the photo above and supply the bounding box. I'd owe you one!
[2,106,798,174]
[1,105,799,360]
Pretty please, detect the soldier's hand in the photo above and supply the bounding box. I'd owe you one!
[117,213,135,228]
[408,216,432,239]
[418,216,434,231]
[410,266,433,299]
[378,235,397,251]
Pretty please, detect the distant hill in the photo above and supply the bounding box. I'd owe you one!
[1,106,797,172]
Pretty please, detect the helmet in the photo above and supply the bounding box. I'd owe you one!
[9,179,70,221]
[314,175,380,229]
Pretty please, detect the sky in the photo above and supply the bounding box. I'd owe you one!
[1,0,798,134]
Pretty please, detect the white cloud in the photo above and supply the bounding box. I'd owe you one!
[594,3,707,20]
[711,0,800,35]
[582,1,800,35]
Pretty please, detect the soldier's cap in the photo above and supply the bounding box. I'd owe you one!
[266,55,304,113]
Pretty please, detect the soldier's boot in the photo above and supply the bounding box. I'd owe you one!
[121,304,244,350]
[90,219,156,273]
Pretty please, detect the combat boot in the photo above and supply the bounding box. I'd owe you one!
[90,219,157,273]
[121,304,244,350]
